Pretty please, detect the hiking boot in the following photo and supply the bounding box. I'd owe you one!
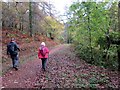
[14,67,18,71]
[43,68,46,71]
[42,68,46,71]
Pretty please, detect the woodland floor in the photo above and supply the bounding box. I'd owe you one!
[2,44,119,89]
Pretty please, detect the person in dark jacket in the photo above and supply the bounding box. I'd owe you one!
[7,38,20,70]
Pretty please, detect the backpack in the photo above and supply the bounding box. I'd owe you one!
[7,43,17,55]
[40,48,46,56]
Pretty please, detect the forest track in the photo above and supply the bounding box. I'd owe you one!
[2,44,119,89]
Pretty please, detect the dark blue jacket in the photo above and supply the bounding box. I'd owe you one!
[7,41,20,56]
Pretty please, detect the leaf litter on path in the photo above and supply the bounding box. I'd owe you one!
[2,44,119,88]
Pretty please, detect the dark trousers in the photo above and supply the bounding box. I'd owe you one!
[11,54,19,68]
[41,58,47,70]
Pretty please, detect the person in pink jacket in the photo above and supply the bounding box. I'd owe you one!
[38,42,49,71]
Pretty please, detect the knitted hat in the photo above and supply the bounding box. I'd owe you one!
[41,42,45,46]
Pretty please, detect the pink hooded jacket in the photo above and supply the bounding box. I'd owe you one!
[38,46,49,59]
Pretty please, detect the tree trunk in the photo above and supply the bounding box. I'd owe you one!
[87,6,93,62]
[29,1,33,37]
[118,1,120,71]
[20,22,22,30]
[21,17,23,31]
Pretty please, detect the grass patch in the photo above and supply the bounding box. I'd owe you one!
[89,77,98,84]
[80,73,88,78]
[7,33,16,38]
